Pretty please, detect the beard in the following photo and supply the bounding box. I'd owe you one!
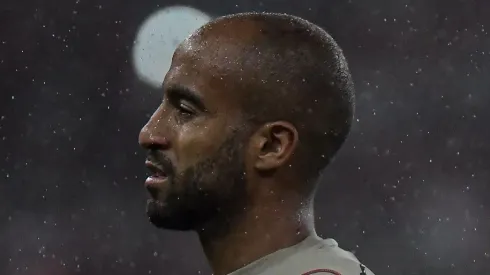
[146,129,249,231]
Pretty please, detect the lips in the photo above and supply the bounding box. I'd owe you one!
[145,160,167,177]
[144,160,169,188]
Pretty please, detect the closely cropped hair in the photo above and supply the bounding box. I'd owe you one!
[204,12,355,183]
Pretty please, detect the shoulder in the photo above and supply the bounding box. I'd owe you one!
[298,256,375,275]
[274,238,376,275]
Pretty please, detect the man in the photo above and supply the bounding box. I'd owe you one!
[138,12,375,275]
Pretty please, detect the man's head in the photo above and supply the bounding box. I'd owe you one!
[138,12,355,231]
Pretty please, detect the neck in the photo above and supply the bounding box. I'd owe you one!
[197,191,316,275]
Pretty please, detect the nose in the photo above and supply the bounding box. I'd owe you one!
[138,107,170,150]
[138,126,170,150]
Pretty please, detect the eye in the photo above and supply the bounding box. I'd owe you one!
[176,100,196,119]
[178,101,193,113]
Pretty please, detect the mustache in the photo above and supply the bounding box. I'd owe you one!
[146,150,175,176]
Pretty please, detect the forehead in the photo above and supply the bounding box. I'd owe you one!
[163,38,247,113]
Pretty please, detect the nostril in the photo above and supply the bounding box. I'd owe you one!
[139,133,170,150]
[147,143,163,151]
[148,135,170,147]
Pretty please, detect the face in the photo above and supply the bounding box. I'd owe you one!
[138,39,252,231]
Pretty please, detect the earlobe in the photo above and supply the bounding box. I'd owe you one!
[253,122,298,171]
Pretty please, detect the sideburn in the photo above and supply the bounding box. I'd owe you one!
[182,123,254,233]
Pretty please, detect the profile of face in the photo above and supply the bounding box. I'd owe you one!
[138,38,253,231]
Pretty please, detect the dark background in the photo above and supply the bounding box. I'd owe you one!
[1,0,489,274]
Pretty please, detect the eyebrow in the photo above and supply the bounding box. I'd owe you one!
[163,84,207,111]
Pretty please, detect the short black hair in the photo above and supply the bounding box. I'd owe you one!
[203,12,355,183]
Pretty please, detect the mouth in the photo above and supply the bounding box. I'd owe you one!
[144,160,169,188]
[145,160,167,177]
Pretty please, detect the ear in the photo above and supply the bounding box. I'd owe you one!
[251,121,299,171]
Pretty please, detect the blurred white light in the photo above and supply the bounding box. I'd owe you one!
[132,6,211,88]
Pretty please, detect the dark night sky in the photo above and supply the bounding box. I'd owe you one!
[1,0,489,274]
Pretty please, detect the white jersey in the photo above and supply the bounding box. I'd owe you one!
[227,235,375,275]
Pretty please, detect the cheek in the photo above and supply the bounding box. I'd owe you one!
[175,122,226,167]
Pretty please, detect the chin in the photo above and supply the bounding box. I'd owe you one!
[146,199,196,231]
